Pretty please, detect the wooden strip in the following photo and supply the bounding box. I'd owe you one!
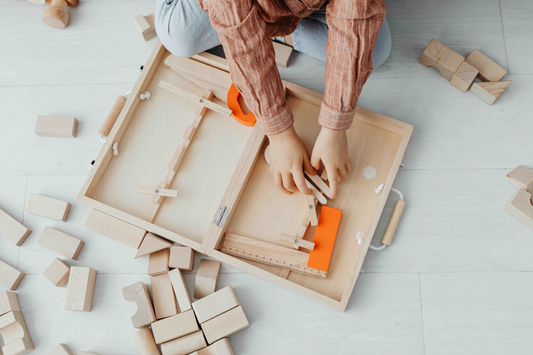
[305,171,332,199]
[150,273,177,320]
[164,55,233,91]
[98,95,126,136]
[0,208,32,246]
[151,310,199,344]
[84,209,146,248]
[38,226,84,260]
[192,285,240,324]
[279,233,315,251]
[26,194,71,222]
[65,267,97,312]
[307,196,318,227]
[35,116,78,138]
[138,187,178,198]
[0,259,25,291]
[168,268,192,312]
[191,52,230,72]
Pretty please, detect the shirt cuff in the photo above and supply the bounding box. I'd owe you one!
[318,101,357,131]
[257,101,294,135]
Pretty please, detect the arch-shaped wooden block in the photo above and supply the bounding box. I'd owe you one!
[419,39,465,81]
[0,311,34,355]
[122,281,156,328]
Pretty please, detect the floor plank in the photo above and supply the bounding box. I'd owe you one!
[500,0,533,74]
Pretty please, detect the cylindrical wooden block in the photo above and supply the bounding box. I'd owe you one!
[381,199,406,247]
[98,95,126,136]
[134,328,159,355]
[42,0,68,29]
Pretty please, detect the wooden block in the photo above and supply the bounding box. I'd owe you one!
[168,268,192,312]
[307,206,342,272]
[38,226,85,260]
[98,95,126,137]
[505,189,533,231]
[450,61,479,92]
[65,267,97,312]
[0,208,32,246]
[26,193,71,221]
[151,273,178,319]
[138,187,178,198]
[0,311,34,355]
[419,39,465,80]
[49,344,74,355]
[273,41,293,68]
[279,233,315,251]
[196,339,235,355]
[152,310,199,344]
[135,233,173,259]
[169,246,194,271]
[470,80,512,105]
[192,286,239,324]
[148,248,170,276]
[160,330,207,355]
[133,328,159,355]
[134,13,156,41]
[43,258,71,287]
[0,291,20,317]
[122,281,156,328]
[84,209,146,248]
[507,166,533,190]
[307,195,318,227]
[0,259,25,291]
[304,171,332,199]
[465,49,507,82]
[35,116,78,138]
[202,306,249,344]
[194,260,221,299]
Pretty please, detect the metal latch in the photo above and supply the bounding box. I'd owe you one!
[212,205,231,227]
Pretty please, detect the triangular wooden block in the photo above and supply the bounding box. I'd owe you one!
[507,166,533,190]
[470,80,512,105]
[505,189,533,231]
[135,233,173,259]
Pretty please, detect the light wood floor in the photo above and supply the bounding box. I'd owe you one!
[1,0,532,354]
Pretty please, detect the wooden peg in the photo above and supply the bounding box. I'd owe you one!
[194,260,221,299]
[26,194,71,221]
[38,226,85,260]
[65,267,97,312]
[192,286,240,324]
[465,49,507,82]
[35,116,78,137]
[151,310,199,344]
[0,291,20,317]
[0,208,32,246]
[168,268,192,312]
[450,61,479,92]
[98,95,126,137]
[84,209,147,249]
[148,248,170,276]
[419,39,465,81]
[151,273,177,320]
[134,12,156,41]
[133,328,159,355]
[135,233,173,259]
[42,0,79,29]
[279,233,315,251]
[307,195,318,227]
[43,258,71,287]
[122,281,156,328]
[201,305,249,344]
[0,311,34,355]
[138,187,178,198]
[470,80,512,105]
[169,246,194,271]
[49,343,74,355]
[0,259,25,291]
[381,200,407,247]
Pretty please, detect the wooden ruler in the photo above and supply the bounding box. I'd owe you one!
[220,233,327,279]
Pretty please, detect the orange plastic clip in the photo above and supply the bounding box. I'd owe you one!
[307,206,342,272]
[227,83,256,127]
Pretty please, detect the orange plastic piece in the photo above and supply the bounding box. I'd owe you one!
[227,83,256,127]
[307,206,342,272]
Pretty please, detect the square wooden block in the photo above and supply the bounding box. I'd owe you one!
[169,246,194,271]
[43,258,71,287]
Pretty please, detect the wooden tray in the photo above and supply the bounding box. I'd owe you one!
[78,41,413,311]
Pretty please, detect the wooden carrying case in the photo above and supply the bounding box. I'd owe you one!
[78,41,413,311]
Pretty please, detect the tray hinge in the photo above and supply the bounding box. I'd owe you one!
[212,205,231,227]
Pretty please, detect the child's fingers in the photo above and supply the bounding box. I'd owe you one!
[310,152,321,171]
[274,172,291,195]
[292,169,312,195]
[338,165,347,182]
[303,153,316,175]
[282,172,297,194]
[326,165,339,199]
[346,159,353,172]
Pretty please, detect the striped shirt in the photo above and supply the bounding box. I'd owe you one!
[197,0,386,135]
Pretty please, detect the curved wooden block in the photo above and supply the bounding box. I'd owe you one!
[122,281,156,328]
[0,311,34,355]
[420,39,465,81]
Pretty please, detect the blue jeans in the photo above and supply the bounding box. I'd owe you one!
[154,0,392,68]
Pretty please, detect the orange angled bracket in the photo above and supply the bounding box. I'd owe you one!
[227,83,256,127]
[307,206,342,272]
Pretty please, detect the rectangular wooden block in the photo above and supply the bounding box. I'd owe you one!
[0,291,20,316]
[134,328,159,355]
[160,330,207,355]
[465,49,507,82]
[134,13,156,41]
[65,267,97,312]
[84,209,146,248]
[0,311,34,355]
[35,116,78,138]
[151,309,199,344]
[38,226,85,260]
[168,268,192,312]
[48,344,74,355]
[122,281,156,328]
[0,208,32,246]
[169,246,194,271]
[195,339,235,355]
[26,193,71,221]
[151,273,178,319]
[194,259,221,299]
[0,259,25,291]
[192,286,239,324]
[148,248,170,276]
[201,305,249,344]
[43,258,71,287]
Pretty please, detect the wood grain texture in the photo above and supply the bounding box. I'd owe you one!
[470,81,512,105]
[195,338,235,355]
[0,310,34,355]
[0,208,31,246]
[133,328,159,355]
[194,259,221,299]
[507,166,533,190]
[26,194,71,221]
[84,209,146,249]
[192,286,240,324]
[151,310,199,344]
[148,248,170,276]
[160,330,207,355]
[169,246,194,271]
[201,305,249,344]
[450,61,479,92]
[151,273,177,320]
[43,258,71,287]
[65,267,97,312]
[122,281,156,329]
[505,189,533,231]
[465,49,507,82]
[0,291,20,317]
[38,227,84,260]
[0,259,25,291]
[35,116,77,138]
[168,268,192,313]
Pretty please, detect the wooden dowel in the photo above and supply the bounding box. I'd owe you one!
[381,200,406,247]
[98,95,126,136]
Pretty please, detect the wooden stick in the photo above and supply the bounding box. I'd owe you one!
[381,200,407,247]
[99,95,126,136]
[138,187,178,198]
[279,233,315,251]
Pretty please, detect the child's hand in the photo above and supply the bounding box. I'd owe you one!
[311,127,353,199]
[268,126,315,195]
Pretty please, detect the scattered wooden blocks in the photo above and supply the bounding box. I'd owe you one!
[148,248,170,276]
[470,80,512,105]
[65,267,97,312]
[38,226,85,260]
[507,166,533,190]
[134,12,156,41]
[419,39,465,80]
[0,208,32,246]
[151,273,178,320]
[135,233,173,259]
[26,193,71,221]
[43,258,71,287]
[201,305,249,344]
[122,281,156,329]
[450,61,479,92]
[169,246,194,271]
[169,268,192,312]
[0,311,34,355]
[160,330,207,355]
[35,116,78,138]
[0,259,25,291]
[134,328,159,355]
[152,310,199,344]
[193,339,235,355]
[84,209,147,248]
[194,260,221,299]
[192,286,239,324]
[0,291,20,317]
[465,49,507,82]
[49,344,74,355]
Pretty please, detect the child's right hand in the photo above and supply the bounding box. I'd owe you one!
[268,125,315,195]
